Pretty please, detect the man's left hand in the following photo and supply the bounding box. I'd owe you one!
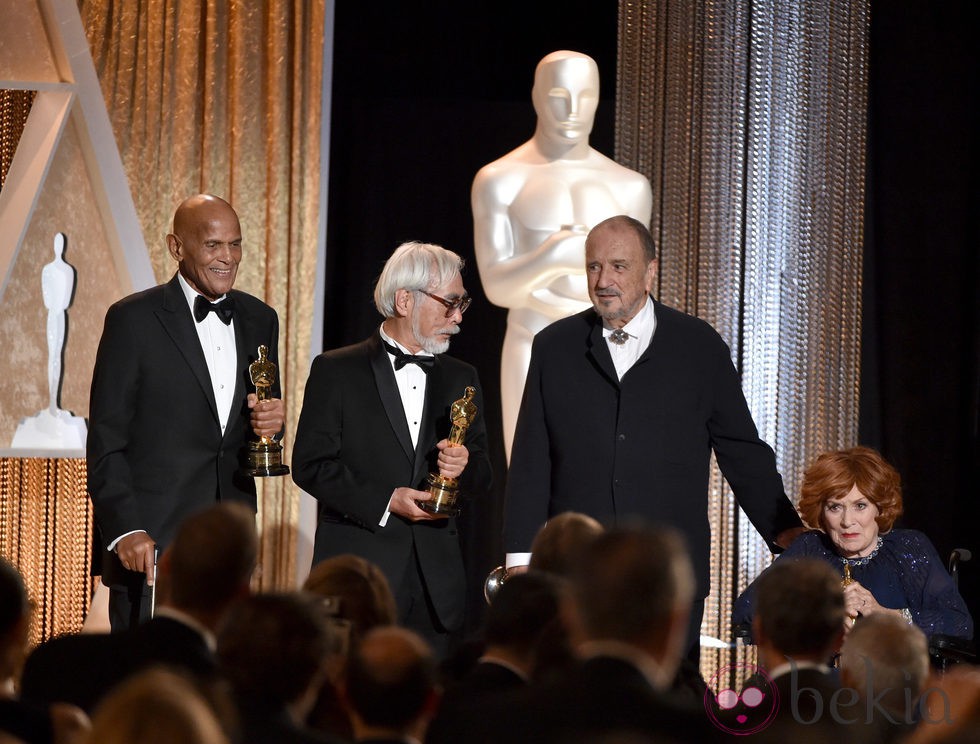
[436,439,468,479]
[248,394,284,439]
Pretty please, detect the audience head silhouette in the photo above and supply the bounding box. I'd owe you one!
[344,626,438,739]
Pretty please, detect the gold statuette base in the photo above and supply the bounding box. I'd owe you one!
[419,473,460,516]
[242,440,290,478]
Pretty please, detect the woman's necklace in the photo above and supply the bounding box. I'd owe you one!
[840,535,884,568]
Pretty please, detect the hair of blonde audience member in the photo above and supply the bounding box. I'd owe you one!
[840,613,930,718]
[797,446,903,533]
[905,665,980,744]
[86,668,228,744]
[304,554,397,652]
[528,512,604,577]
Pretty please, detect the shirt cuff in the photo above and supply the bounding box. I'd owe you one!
[107,529,147,552]
[505,552,532,569]
[379,493,394,527]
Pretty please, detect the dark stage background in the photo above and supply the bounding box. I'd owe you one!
[323,0,978,633]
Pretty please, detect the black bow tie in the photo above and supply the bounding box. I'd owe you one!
[193,294,235,325]
[382,340,434,373]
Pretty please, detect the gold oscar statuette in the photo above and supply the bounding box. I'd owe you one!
[418,386,478,517]
[841,562,858,628]
[241,345,290,477]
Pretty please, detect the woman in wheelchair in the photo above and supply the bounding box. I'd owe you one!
[733,446,973,642]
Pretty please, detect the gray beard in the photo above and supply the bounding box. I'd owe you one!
[412,309,453,354]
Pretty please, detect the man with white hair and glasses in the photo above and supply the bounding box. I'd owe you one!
[293,241,492,655]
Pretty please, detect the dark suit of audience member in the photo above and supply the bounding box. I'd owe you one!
[217,593,346,744]
[719,559,850,743]
[345,627,439,744]
[479,525,714,744]
[87,194,284,631]
[293,241,492,655]
[503,216,803,661]
[21,503,258,715]
[426,572,568,744]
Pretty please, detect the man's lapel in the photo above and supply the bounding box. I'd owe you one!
[586,317,620,387]
[368,334,415,464]
[230,295,263,443]
[414,358,446,483]
[155,275,220,426]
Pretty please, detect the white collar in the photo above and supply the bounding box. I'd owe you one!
[176,272,227,311]
[578,639,670,691]
[379,322,433,357]
[601,295,655,342]
[154,606,217,652]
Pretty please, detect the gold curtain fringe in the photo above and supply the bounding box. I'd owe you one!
[0,457,93,644]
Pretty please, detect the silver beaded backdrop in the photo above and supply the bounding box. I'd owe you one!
[616,0,868,685]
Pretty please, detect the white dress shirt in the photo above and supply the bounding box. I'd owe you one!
[177,273,238,434]
[602,295,657,380]
[377,324,432,527]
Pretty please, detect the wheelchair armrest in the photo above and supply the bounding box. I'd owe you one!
[929,633,976,665]
[733,622,753,644]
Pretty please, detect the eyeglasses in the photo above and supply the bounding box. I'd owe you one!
[419,290,472,317]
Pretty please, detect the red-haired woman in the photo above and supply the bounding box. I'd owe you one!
[733,447,972,640]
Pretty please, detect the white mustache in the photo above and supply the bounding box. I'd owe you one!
[436,326,461,336]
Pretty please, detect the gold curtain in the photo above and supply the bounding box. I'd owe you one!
[78,0,324,589]
[0,457,93,643]
[0,90,35,188]
[617,0,868,686]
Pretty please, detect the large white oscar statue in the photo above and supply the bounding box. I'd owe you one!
[11,233,88,451]
[472,51,653,459]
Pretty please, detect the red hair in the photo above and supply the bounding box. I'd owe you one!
[797,446,903,532]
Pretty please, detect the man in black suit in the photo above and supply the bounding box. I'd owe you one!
[479,525,714,744]
[87,193,284,630]
[504,214,803,659]
[427,572,569,744]
[21,501,259,714]
[292,241,492,656]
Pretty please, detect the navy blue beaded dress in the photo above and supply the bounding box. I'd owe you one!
[732,529,973,640]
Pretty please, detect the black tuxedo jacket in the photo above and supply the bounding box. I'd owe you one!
[87,274,280,584]
[291,332,492,631]
[426,660,526,744]
[504,300,801,599]
[474,654,714,744]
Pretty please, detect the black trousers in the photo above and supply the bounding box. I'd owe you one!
[395,543,453,659]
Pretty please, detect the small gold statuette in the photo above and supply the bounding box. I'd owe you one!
[242,345,290,477]
[419,386,478,517]
[841,563,858,628]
